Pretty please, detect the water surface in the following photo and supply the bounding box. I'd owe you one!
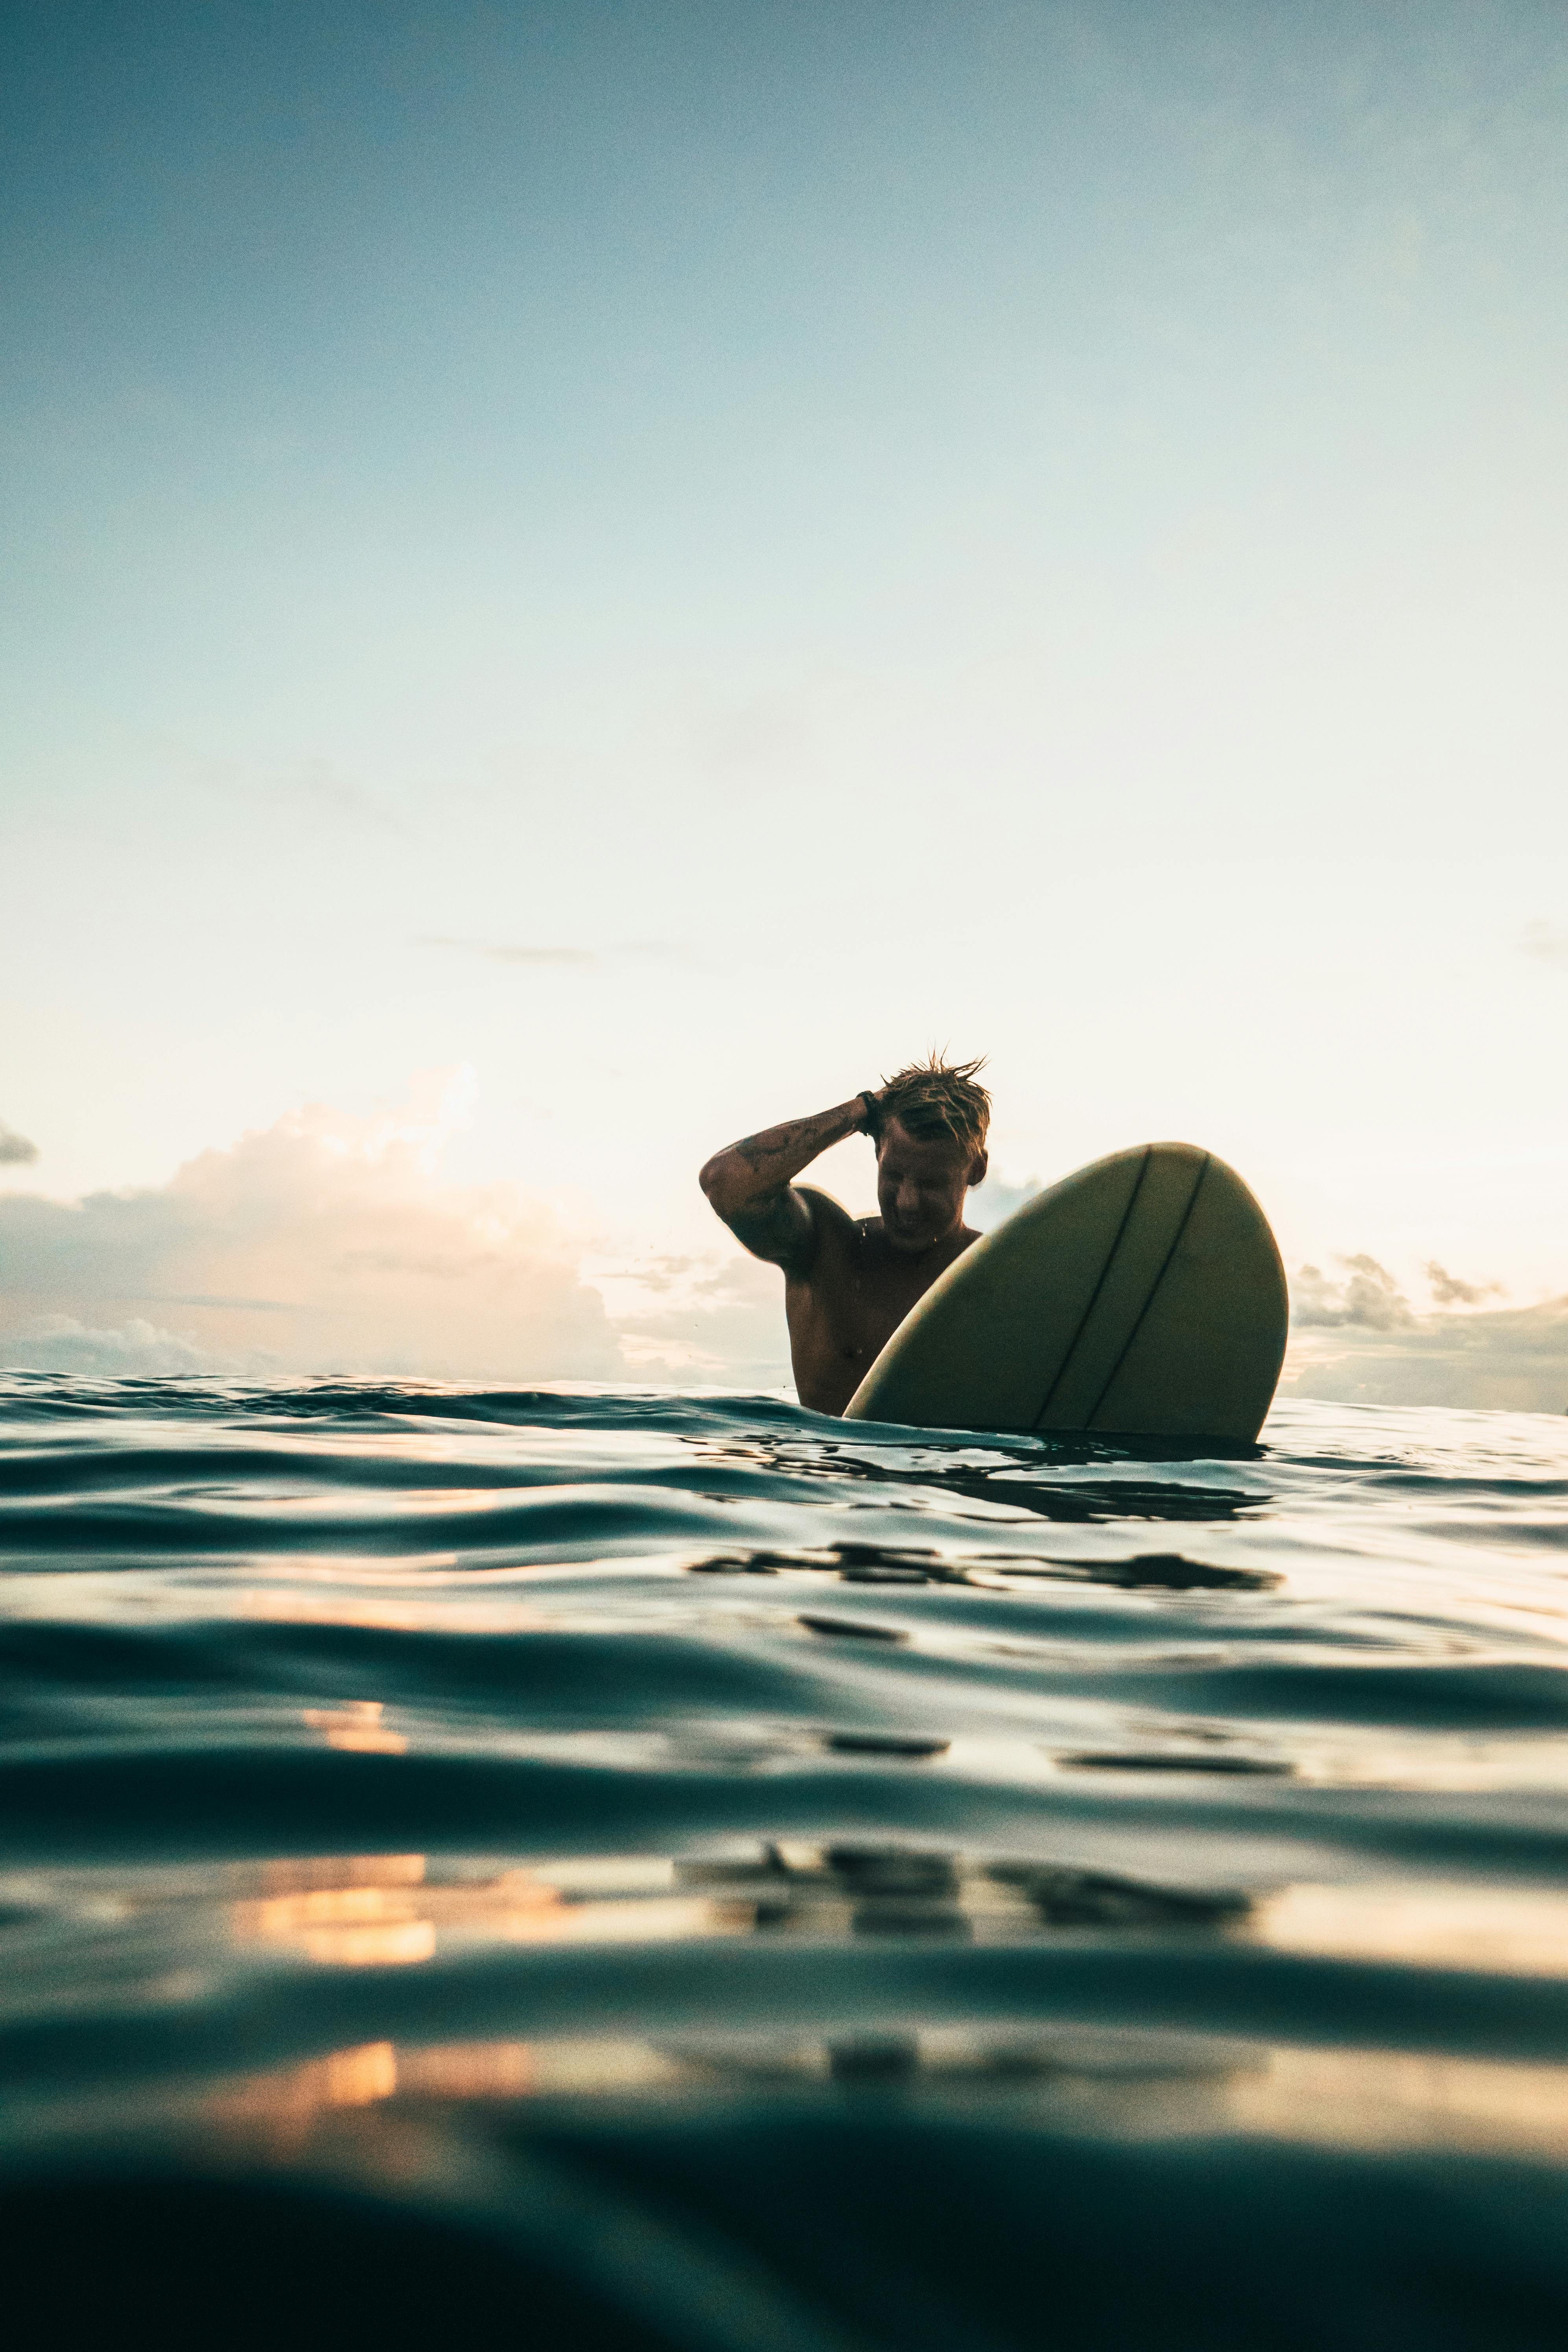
[3,1377,1566,2348]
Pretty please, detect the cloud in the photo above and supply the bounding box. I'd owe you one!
[0,1123,39,1167]
[1522,920,1568,968]
[1292,1255,1416,1330]
[602,1249,791,1388]
[1284,1294,1568,1416]
[9,1316,211,1376]
[0,1075,623,1382]
[6,1098,1557,1411]
[1284,1250,1568,1415]
[1424,1260,1505,1308]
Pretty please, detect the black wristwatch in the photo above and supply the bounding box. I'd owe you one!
[859,1090,881,1134]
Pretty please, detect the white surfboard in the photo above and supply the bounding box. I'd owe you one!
[842,1142,1288,1441]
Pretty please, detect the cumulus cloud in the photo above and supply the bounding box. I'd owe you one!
[1292,1254,1416,1330]
[9,1316,211,1376]
[1424,1261,1505,1308]
[0,1122,39,1167]
[1285,1253,1568,1416]
[0,1075,623,1382]
[1284,1295,1568,1415]
[597,1249,790,1388]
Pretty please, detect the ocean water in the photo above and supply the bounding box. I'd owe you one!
[2,1374,1567,2349]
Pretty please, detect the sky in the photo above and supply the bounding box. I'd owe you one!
[2,0,1566,1407]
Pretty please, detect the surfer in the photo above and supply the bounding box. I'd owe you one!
[700,1055,991,1414]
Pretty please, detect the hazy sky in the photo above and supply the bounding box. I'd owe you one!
[3,2,1566,1401]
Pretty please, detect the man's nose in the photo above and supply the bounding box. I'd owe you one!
[897,1178,921,1215]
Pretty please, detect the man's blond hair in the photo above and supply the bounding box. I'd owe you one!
[874,1053,990,1158]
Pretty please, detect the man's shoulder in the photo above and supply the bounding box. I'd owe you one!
[794,1185,859,1233]
[790,1188,872,1266]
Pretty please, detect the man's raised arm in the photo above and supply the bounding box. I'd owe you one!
[699,1093,878,1272]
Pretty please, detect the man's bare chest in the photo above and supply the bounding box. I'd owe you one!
[787,1244,934,1357]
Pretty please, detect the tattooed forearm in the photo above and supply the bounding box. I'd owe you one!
[733,1124,823,1173]
[698,1094,877,1259]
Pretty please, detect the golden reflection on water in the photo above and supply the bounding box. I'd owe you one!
[1254,1881,1568,1978]
[206,1842,1568,2171]
[240,1888,437,1967]
[236,1584,551,1633]
[230,1851,750,1966]
[302,1701,408,1755]
[227,1845,1568,1979]
[256,1853,428,1891]
[205,1844,1568,2166]
[204,2024,1568,2167]
[1228,2046,1568,2158]
[204,1840,1568,2182]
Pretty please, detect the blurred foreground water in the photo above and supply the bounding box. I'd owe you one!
[2,1375,1567,2348]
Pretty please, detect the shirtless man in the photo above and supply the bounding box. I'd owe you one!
[700,1055,991,1414]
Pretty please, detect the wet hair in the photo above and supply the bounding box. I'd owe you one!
[873,1053,990,1159]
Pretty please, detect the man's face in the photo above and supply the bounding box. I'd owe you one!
[875,1116,985,1255]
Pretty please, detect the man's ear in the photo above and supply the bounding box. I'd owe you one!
[967,1148,989,1190]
